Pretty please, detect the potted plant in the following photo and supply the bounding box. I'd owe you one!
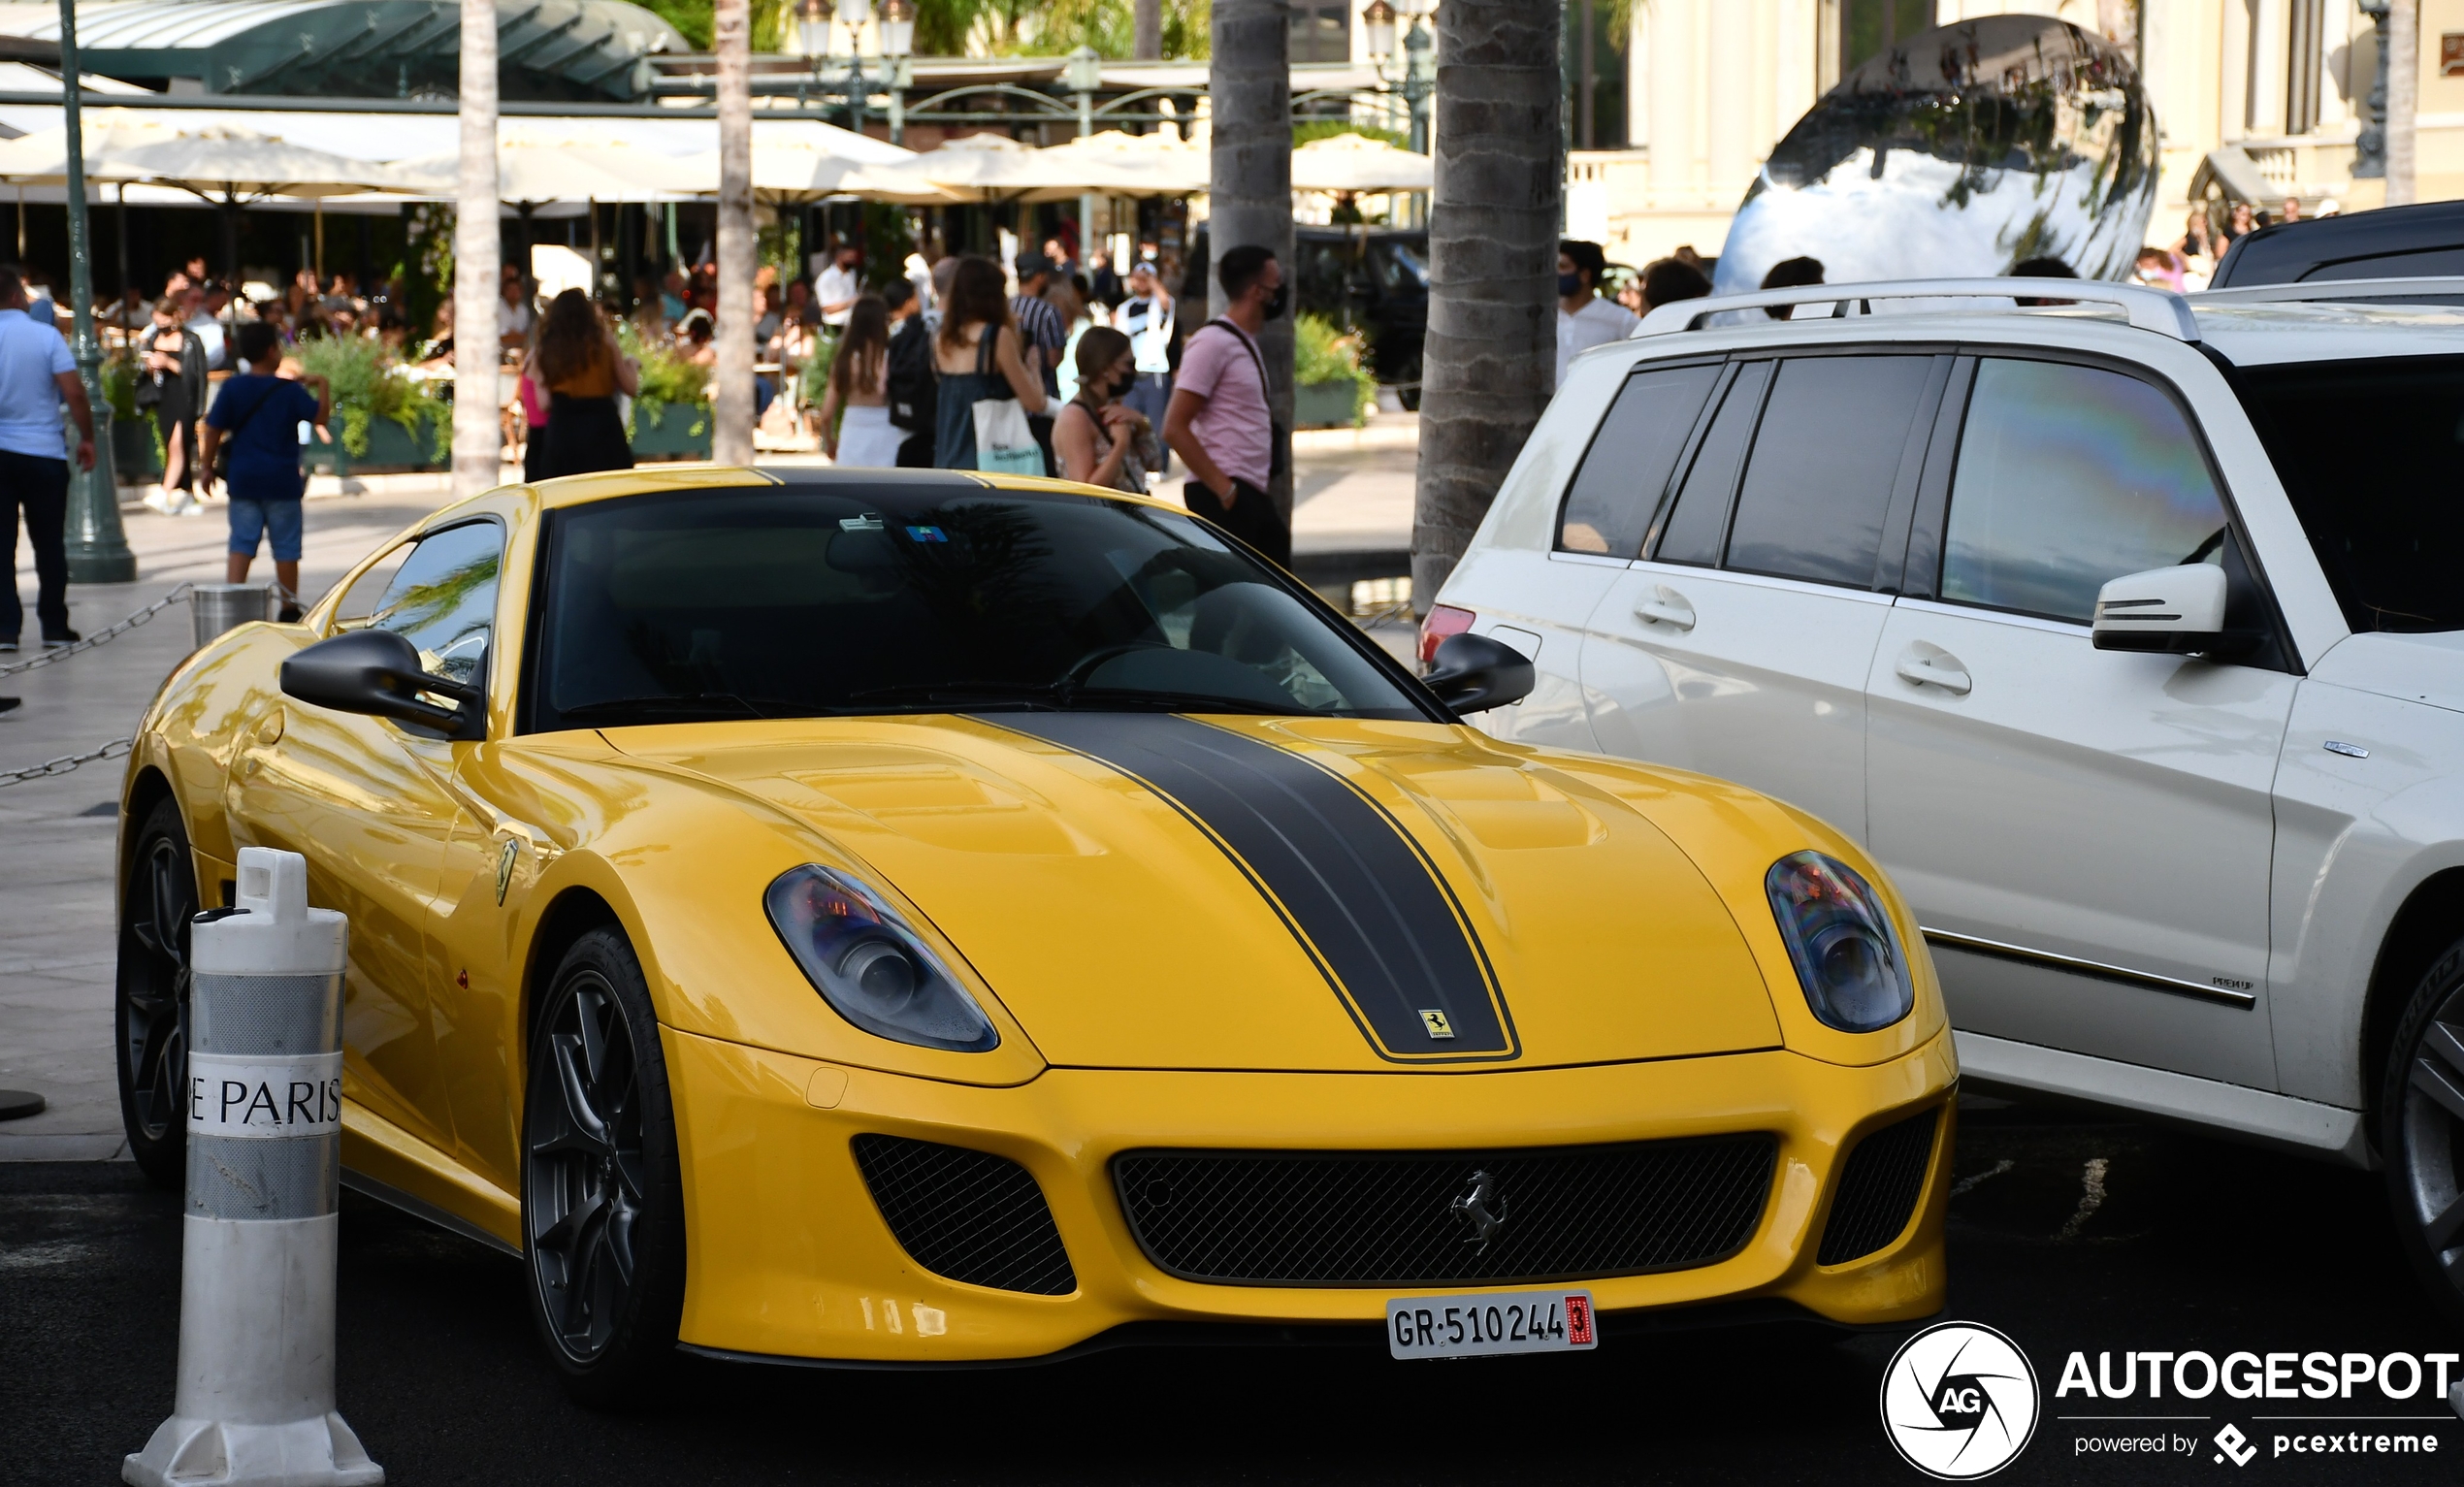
[293,335,448,474]
[102,352,165,481]
[618,323,715,461]
[1293,313,1376,430]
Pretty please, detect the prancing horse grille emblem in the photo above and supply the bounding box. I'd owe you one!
[1449,1170,1507,1252]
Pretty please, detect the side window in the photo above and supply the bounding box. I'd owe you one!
[1652,361,1772,566]
[1554,363,1722,557]
[328,543,411,627]
[366,521,503,683]
[1725,355,1936,587]
[1942,359,2229,624]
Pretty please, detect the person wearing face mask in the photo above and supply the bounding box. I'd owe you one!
[1555,239,1637,389]
[1055,326,1160,493]
[1162,243,1289,566]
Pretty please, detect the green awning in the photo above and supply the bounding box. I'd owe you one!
[21,0,684,104]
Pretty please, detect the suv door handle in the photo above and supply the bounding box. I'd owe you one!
[1634,586,1696,631]
[1895,645,1972,695]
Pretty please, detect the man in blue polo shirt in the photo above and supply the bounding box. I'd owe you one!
[0,264,95,675]
[201,321,327,620]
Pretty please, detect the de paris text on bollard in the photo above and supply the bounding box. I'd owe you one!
[125,848,381,1487]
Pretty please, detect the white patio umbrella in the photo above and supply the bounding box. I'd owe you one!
[0,122,436,291]
[880,132,1187,203]
[1290,132,1434,194]
[1032,129,1210,199]
[670,139,961,205]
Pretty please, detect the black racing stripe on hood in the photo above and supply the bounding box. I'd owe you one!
[993,714,1515,1062]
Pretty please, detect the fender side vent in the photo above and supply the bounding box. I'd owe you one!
[852,1135,1076,1296]
[1818,1105,1941,1266]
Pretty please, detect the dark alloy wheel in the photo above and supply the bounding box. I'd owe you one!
[116,796,199,1187]
[523,925,686,1406]
[2382,937,2464,1328]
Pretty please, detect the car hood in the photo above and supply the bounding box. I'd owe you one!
[2312,629,2464,717]
[602,714,1783,1073]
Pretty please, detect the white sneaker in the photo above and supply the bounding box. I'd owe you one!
[142,489,172,514]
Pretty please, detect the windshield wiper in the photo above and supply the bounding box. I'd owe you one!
[844,680,1310,717]
[556,693,779,723]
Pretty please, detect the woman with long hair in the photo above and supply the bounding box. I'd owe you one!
[931,254,1046,469]
[1053,325,1158,493]
[530,289,639,478]
[818,295,903,468]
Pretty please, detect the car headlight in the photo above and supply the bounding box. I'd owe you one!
[763,864,999,1051]
[1765,851,1914,1034]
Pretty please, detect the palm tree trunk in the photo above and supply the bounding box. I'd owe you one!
[2389,0,2419,207]
[1134,0,1162,59]
[451,0,501,499]
[1210,0,1293,535]
[1411,0,1561,610]
[713,0,757,466]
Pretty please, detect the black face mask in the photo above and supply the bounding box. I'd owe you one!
[1559,273,1584,297]
[1263,282,1289,321]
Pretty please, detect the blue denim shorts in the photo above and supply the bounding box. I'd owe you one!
[227,497,303,562]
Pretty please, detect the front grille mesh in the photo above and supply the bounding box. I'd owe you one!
[1817,1106,1941,1266]
[1114,1136,1777,1287]
[851,1135,1076,1296]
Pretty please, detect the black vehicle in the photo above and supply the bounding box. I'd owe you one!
[2213,199,2464,286]
[1184,224,1428,405]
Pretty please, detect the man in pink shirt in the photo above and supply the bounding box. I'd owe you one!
[1163,243,1287,566]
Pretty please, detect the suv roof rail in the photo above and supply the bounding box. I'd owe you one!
[1632,276,2202,342]
[2190,275,2464,306]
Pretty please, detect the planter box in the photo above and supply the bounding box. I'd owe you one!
[306,413,445,477]
[632,402,714,461]
[113,414,164,480]
[1294,378,1364,430]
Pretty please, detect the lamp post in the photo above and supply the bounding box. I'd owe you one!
[880,0,913,145]
[57,0,134,584]
[795,0,828,112]
[836,0,870,135]
[1068,44,1102,272]
[1364,0,1432,155]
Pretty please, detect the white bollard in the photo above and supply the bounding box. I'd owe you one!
[124,848,382,1487]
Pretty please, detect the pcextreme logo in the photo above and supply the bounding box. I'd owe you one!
[1881,1321,2043,1479]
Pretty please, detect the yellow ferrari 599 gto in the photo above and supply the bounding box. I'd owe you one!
[116,467,1954,1399]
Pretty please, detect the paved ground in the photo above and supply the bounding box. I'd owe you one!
[4,1103,2454,1484]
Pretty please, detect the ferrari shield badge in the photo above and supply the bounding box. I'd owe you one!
[1418,1009,1455,1040]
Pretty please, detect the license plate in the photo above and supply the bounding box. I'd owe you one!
[1384,1288,1597,1360]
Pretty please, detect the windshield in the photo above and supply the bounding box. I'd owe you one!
[527,482,1432,729]
[2234,356,2464,633]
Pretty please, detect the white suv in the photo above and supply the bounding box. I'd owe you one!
[1432,277,2464,1314]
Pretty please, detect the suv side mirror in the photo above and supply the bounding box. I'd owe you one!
[280,629,486,739]
[2091,565,2255,658]
[1425,632,1536,715]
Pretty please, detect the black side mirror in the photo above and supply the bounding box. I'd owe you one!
[1424,632,1535,716]
[280,629,485,740]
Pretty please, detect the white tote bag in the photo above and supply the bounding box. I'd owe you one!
[972,396,1044,476]
[1130,298,1175,375]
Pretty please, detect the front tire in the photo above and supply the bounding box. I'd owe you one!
[116,796,198,1188]
[522,926,687,1406]
[2381,936,2464,1328]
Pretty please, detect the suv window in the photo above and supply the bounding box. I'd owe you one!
[1555,363,1722,557]
[1941,359,2229,624]
[1653,361,1772,566]
[1726,355,1934,587]
[2235,355,2464,632]
[364,521,503,683]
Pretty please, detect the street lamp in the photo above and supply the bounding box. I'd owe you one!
[832,0,870,134]
[881,0,912,144]
[1362,0,1395,61]
[794,0,828,58]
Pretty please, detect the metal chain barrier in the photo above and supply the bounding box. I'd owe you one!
[0,734,132,789]
[0,582,192,678]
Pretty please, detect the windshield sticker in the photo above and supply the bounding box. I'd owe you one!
[904,525,949,543]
